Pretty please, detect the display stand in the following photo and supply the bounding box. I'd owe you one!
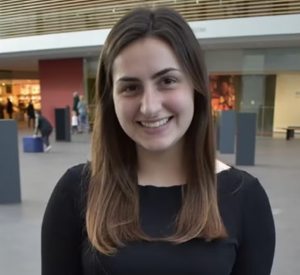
[236,113,257,166]
[218,110,236,154]
[0,120,22,204]
[55,106,71,142]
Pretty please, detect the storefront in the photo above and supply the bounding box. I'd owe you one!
[205,47,300,135]
[0,79,41,120]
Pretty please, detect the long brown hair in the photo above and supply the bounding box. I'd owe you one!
[87,7,227,255]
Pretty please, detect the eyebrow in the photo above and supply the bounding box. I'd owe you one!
[116,68,180,83]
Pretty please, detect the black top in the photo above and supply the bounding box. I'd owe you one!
[6,101,13,113]
[27,103,35,118]
[73,95,80,116]
[42,164,275,275]
[0,103,4,118]
[35,116,53,135]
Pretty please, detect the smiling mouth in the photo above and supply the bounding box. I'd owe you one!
[138,116,174,128]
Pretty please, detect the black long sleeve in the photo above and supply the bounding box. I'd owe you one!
[41,164,275,275]
[41,169,83,275]
[231,178,276,274]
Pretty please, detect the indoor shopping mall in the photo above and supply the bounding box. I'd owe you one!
[0,0,300,275]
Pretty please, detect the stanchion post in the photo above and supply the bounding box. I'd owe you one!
[236,113,257,166]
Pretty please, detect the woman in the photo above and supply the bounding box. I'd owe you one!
[42,8,275,275]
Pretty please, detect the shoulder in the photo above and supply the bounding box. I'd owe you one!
[46,163,90,220]
[67,163,89,180]
[218,166,266,199]
[217,167,272,216]
[52,163,90,202]
[218,167,273,231]
[42,165,91,240]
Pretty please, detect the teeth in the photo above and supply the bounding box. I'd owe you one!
[140,117,170,128]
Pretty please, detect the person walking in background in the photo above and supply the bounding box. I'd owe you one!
[27,100,35,128]
[77,95,88,132]
[34,110,53,152]
[72,91,80,117]
[71,110,78,134]
[0,102,4,119]
[6,98,13,119]
[73,91,80,130]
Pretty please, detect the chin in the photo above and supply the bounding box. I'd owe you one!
[142,145,169,152]
[137,139,177,152]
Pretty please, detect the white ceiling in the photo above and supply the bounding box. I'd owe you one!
[0,46,101,72]
[0,34,300,72]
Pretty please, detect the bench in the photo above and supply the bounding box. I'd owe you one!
[282,126,300,140]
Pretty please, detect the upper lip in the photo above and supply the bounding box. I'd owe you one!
[137,116,173,123]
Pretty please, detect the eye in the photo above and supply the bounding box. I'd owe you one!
[122,84,141,95]
[161,77,177,86]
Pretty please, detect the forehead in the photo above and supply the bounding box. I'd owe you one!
[112,38,181,79]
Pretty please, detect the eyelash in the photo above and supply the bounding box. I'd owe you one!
[161,77,177,86]
[122,85,141,94]
[121,77,177,94]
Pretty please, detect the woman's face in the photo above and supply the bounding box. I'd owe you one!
[112,38,194,152]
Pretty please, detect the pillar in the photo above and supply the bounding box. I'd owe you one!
[0,120,21,204]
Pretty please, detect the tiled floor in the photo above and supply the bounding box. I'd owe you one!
[0,130,299,275]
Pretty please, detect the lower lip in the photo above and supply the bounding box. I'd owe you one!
[139,118,173,135]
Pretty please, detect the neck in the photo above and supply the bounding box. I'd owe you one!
[137,141,186,187]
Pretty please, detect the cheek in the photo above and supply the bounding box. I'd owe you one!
[166,90,194,116]
[114,98,136,124]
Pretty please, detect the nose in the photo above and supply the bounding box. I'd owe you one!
[140,85,161,118]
